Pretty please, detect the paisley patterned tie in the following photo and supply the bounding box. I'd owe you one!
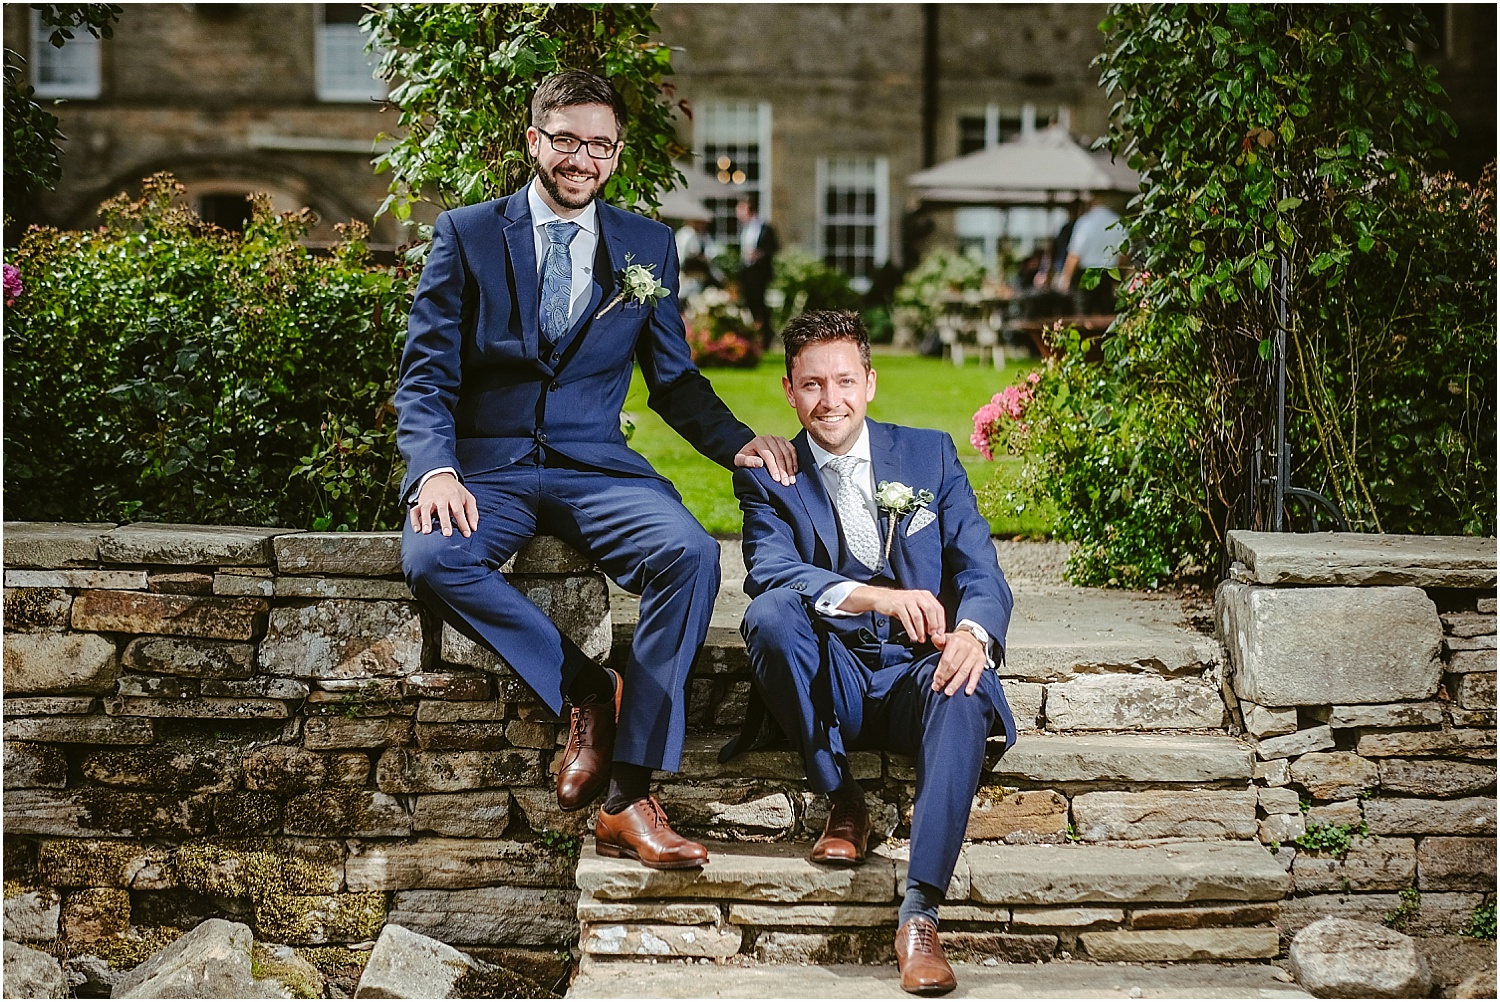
[827,454,881,571]
[540,220,580,350]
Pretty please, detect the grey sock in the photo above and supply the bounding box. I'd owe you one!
[898,878,943,928]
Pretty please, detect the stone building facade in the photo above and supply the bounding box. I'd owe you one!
[5,4,1493,278]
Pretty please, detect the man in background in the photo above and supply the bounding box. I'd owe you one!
[736,194,779,348]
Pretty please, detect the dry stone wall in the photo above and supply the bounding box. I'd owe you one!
[1,521,601,983]
[1218,530,1497,946]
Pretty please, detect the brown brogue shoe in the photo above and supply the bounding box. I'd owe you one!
[556,668,622,811]
[810,794,870,866]
[595,796,709,870]
[895,917,956,996]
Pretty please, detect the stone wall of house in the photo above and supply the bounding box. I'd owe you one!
[1,521,606,987]
[1217,531,1497,946]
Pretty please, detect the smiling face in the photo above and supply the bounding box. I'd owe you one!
[527,102,620,215]
[784,339,877,456]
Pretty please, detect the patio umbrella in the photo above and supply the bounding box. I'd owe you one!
[907,126,1138,206]
[653,168,713,221]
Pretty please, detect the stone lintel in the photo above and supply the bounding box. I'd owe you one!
[1227,530,1497,588]
[2,522,116,568]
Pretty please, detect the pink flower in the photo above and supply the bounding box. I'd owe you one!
[3,264,21,307]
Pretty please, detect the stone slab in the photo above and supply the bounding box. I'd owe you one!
[1071,790,1259,841]
[1280,890,1486,938]
[1315,702,1445,729]
[4,789,211,837]
[1455,672,1497,710]
[1044,674,1226,731]
[200,677,310,699]
[656,784,797,835]
[676,734,881,781]
[285,789,412,837]
[147,571,215,595]
[579,897,722,925]
[4,569,147,590]
[3,696,97,716]
[503,536,597,575]
[3,741,68,789]
[1226,530,1497,588]
[375,747,543,792]
[3,587,73,631]
[271,576,414,601]
[2,631,119,695]
[353,922,476,1000]
[1003,680,1044,729]
[4,716,154,745]
[582,923,743,958]
[1080,927,1279,962]
[212,572,276,597]
[305,716,411,750]
[1010,906,1122,928]
[257,599,426,680]
[727,903,899,927]
[401,672,493,702]
[387,887,578,945]
[1364,797,1496,836]
[440,575,610,667]
[3,940,67,998]
[1293,837,1416,892]
[1417,836,1496,891]
[1242,702,1298,738]
[966,787,1069,839]
[1378,758,1496,797]
[991,734,1253,785]
[2,521,115,568]
[566,958,1315,998]
[103,696,289,719]
[254,891,386,945]
[1356,729,1495,759]
[344,838,573,891]
[71,590,268,641]
[273,531,403,577]
[965,842,1290,905]
[1448,650,1497,673]
[3,888,60,942]
[1128,903,1280,930]
[1255,726,1335,761]
[98,523,296,566]
[36,839,176,890]
[121,636,255,679]
[577,839,897,903]
[1288,751,1379,800]
[1219,583,1441,706]
[411,791,512,838]
[1443,612,1497,638]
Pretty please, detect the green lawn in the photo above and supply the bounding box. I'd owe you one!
[623,351,1050,537]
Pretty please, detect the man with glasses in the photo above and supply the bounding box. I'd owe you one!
[397,70,798,870]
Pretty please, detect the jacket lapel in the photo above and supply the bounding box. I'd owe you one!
[868,421,913,582]
[791,431,841,565]
[500,193,542,361]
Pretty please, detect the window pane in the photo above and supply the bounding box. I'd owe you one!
[31,10,101,98]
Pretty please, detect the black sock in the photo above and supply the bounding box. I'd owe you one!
[828,780,863,808]
[566,661,614,706]
[602,762,652,815]
[898,878,944,929]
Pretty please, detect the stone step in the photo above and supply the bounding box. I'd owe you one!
[572,839,1290,966]
[567,959,1311,999]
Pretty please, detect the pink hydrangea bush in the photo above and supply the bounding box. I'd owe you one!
[970,371,1041,460]
[3,264,21,307]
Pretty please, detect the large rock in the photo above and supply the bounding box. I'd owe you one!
[1227,530,1497,589]
[1043,674,1225,730]
[991,734,1253,785]
[1288,917,1432,998]
[344,838,573,891]
[4,888,60,942]
[1070,790,1258,841]
[1379,758,1496,797]
[98,523,293,567]
[386,887,578,945]
[273,532,402,577]
[1293,837,1416,893]
[3,631,119,695]
[3,940,66,998]
[111,919,254,998]
[1289,751,1379,800]
[258,599,426,679]
[2,522,116,568]
[353,923,482,999]
[72,591,268,642]
[1218,582,1442,705]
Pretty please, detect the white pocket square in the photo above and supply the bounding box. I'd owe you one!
[906,508,937,537]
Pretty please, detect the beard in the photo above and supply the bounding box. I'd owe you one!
[536,158,606,210]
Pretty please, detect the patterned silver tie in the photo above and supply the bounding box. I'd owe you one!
[827,454,881,571]
[540,220,580,348]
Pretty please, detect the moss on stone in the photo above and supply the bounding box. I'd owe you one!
[4,837,39,884]
[250,943,324,999]
[452,964,556,1000]
[81,745,235,793]
[4,587,68,629]
[173,839,340,902]
[254,891,386,945]
[68,788,214,839]
[37,838,178,890]
[284,786,382,836]
[88,926,184,970]
[293,945,371,974]
[213,791,284,836]
[61,887,132,941]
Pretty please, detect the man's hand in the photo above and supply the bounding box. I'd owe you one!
[410,472,479,537]
[734,434,798,486]
[931,627,988,697]
[839,585,946,645]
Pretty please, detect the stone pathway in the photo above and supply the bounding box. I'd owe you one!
[568,959,1310,998]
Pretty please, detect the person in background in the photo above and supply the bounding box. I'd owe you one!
[735,195,779,349]
[1056,192,1124,314]
[674,210,718,302]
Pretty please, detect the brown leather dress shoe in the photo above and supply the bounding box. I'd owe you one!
[556,668,622,811]
[595,796,709,870]
[895,916,956,996]
[810,794,870,866]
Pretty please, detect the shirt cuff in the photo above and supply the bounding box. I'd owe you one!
[815,580,861,617]
[956,619,996,671]
[406,467,459,507]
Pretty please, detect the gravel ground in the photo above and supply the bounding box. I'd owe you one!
[994,539,1072,586]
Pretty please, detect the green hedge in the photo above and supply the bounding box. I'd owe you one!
[4,174,416,530]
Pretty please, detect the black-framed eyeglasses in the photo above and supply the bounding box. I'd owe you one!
[536,128,620,160]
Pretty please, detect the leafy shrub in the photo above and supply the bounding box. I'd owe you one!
[1463,901,1496,941]
[683,288,761,369]
[770,248,861,331]
[892,249,985,339]
[4,174,416,529]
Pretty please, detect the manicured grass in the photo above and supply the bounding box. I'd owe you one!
[623,351,1051,537]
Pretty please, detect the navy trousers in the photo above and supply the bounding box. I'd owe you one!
[402,450,718,772]
[741,588,1003,890]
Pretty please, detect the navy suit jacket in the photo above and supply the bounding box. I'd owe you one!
[395,190,753,498]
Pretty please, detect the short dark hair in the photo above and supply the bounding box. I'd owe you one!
[781,310,871,379]
[531,70,627,136]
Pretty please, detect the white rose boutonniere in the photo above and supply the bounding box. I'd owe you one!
[875,480,935,561]
[595,255,670,319]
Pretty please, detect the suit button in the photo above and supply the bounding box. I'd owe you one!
[875,617,886,628]
[549,380,561,392]
[536,431,548,444]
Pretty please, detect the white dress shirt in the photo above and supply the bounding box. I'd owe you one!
[409,181,600,503]
[740,216,763,261]
[807,422,993,666]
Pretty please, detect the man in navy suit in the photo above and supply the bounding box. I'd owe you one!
[397,71,797,871]
[730,310,1016,995]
